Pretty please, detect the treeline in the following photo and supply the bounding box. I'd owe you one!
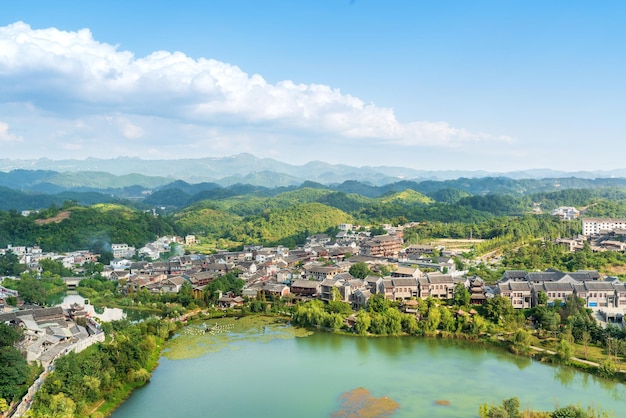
[292,292,500,338]
[0,203,178,253]
[175,201,352,247]
[4,183,626,254]
[28,319,180,418]
[405,215,573,241]
[0,324,32,408]
[479,396,613,418]
[502,241,626,272]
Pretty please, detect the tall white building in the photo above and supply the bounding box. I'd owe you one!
[582,218,626,236]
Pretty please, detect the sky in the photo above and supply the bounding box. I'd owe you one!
[0,1,625,171]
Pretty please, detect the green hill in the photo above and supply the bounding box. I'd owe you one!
[377,189,433,205]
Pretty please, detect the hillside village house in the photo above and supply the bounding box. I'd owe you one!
[290,279,321,297]
[305,265,342,281]
[360,234,403,257]
[551,206,580,220]
[112,243,135,259]
[392,266,422,279]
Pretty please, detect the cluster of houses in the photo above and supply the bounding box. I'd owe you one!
[3,221,626,324]
[496,269,626,310]
[0,235,196,274]
[0,304,104,364]
[96,230,470,311]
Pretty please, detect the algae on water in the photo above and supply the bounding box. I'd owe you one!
[163,316,312,360]
[331,387,399,418]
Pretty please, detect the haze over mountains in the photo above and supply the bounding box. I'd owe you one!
[2,154,626,187]
[3,153,626,213]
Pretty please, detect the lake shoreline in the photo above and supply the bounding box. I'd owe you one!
[105,313,626,418]
[94,311,625,417]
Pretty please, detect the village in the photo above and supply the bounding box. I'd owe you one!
[2,214,626,417]
[3,218,626,341]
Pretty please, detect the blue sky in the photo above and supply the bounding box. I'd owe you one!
[1,1,624,171]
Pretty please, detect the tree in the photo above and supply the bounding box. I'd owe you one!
[598,358,617,378]
[15,274,47,305]
[0,251,26,276]
[551,405,588,418]
[369,312,388,334]
[385,308,403,335]
[401,314,419,335]
[484,296,514,325]
[425,306,441,332]
[349,262,371,279]
[580,331,591,360]
[502,397,521,418]
[48,393,77,418]
[0,398,9,414]
[511,329,531,355]
[39,258,73,278]
[0,323,22,347]
[453,283,471,306]
[556,338,574,363]
[0,345,30,400]
[354,311,371,335]
[440,307,455,332]
[368,294,390,313]
[470,315,488,336]
[541,310,561,338]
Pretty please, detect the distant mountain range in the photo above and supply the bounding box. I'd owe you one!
[2,153,626,187]
[2,154,626,212]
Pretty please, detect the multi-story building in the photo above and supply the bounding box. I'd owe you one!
[305,265,342,281]
[359,234,403,258]
[582,218,626,236]
[112,243,135,259]
[551,206,580,220]
[417,273,455,300]
[496,280,533,309]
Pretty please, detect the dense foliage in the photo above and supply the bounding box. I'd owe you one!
[0,204,177,253]
[478,396,613,418]
[0,324,30,403]
[29,319,180,417]
[0,250,26,276]
[502,241,626,272]
[2,274,66,305]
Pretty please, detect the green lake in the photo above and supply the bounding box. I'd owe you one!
[111,317,626,417]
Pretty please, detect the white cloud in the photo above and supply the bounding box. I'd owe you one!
[0,21,513,160]
[0,121,22,142]
[114,117,144,139]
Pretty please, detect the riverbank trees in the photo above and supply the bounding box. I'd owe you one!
[0,323,30,404]
[27,318,180,418]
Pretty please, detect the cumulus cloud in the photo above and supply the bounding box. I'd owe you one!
[0,121,22,142]
[0,21,511,155]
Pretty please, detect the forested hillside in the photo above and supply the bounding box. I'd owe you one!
[0,204,177,254]
[3,174,626,254]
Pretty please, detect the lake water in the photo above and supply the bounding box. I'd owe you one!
[111,317,626,418]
